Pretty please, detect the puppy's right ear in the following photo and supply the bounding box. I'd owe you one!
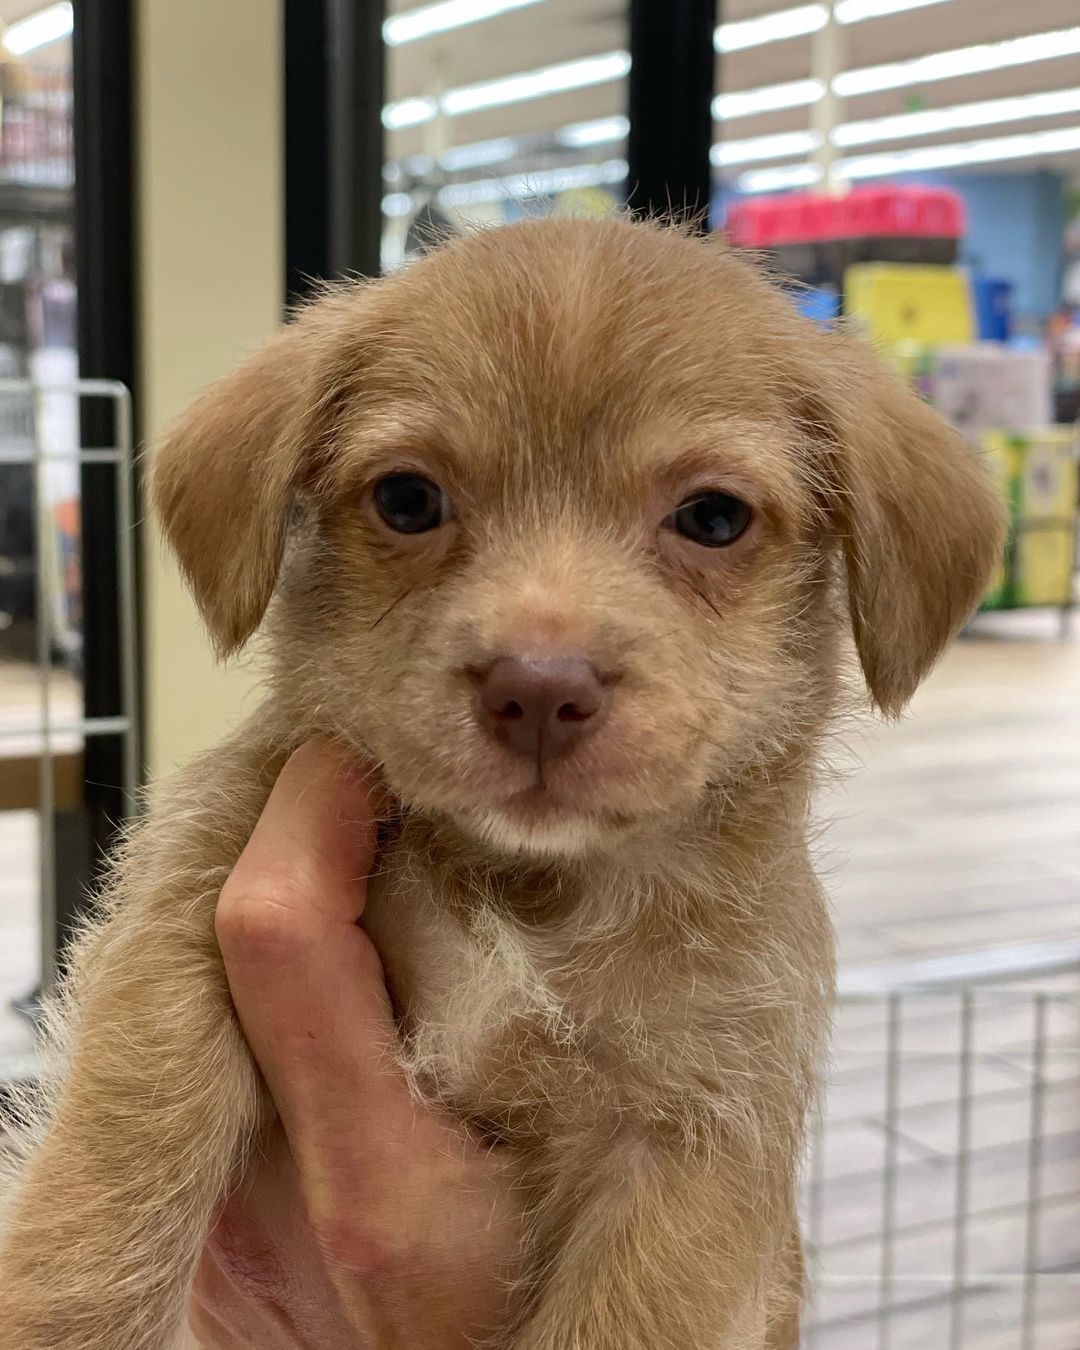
[151,292,361,656]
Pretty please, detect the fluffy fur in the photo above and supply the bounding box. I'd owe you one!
[0,218,1004,1349]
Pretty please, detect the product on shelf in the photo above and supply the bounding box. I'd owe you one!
[933,345,1052,437]
[844,262,974,354]
[724,185,966,293]
[981,429,1078,610]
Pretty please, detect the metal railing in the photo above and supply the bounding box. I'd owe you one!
[802,982,1080,1349]
[0,378,138,994]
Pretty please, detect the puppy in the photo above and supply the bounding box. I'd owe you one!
[0,217,1003,1349]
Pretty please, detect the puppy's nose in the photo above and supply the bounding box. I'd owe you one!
[475,652,608,762]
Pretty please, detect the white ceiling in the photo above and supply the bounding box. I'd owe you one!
[385,0,1080,187]
[1,1,1077,186]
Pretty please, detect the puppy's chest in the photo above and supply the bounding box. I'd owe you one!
[362,865,679,1139]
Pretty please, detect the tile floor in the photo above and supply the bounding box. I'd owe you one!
[1,609,1078,1348]
[802,610,1080,1349]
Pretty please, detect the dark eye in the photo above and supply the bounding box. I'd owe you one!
[670,492,752,548]
[373,473,451,534]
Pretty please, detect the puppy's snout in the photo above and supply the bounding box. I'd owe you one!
[474,652,609,763]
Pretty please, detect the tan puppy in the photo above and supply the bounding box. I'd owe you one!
[0,218,1003,1349]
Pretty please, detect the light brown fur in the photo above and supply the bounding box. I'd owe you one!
[0,218,1004,1348]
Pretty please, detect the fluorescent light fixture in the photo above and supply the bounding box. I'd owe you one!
[438,158,627,209]
[712,0,953,51]
[442,50,631,116]
[839,124,1080,178]
[384,0,544,46]
[2,1,72,55]
[556,115,630,148]
[712,130,822,167]
[835,26,1080,98]
[835,0,951,21]
[382,192,414,218]
[440,136,521,171]
[408,87,1080,186]
[738,163,823,194]
[383,96,438,130]
[715,4,825,53]
[401,153,436,176]
[714,79,824,122]
[834,87,1080,147]
[740,123,1080,191]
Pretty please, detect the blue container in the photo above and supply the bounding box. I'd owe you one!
[972,277,1013,342]
[793,285,839,326]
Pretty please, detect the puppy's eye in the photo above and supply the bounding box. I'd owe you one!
[373,473,451,534]
[669,492,752,548]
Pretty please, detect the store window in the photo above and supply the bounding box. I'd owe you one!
[0,4,77,1073]
[381,0,630,269]
[0,0,135,1078]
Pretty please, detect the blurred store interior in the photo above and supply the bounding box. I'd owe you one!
[0,2,1076,1346]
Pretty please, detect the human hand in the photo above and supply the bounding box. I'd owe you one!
[188,741,521,1349]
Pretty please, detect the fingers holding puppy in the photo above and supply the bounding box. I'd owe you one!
[214,741,409,1163]
[202,742,522,1349]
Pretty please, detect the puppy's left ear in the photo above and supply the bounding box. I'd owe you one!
[807,334,1006,716]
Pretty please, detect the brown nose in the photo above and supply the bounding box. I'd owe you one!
[474,652,609,763]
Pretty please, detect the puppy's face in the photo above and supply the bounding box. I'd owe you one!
[154,220,1005,859]
[299,375,816,856]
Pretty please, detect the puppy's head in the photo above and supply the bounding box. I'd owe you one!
[154,219,1003,858]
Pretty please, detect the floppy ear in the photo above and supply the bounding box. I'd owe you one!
[151,290,364,656]
[808,334,1006,717]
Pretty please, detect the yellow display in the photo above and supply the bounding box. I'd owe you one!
[845,263,974,355]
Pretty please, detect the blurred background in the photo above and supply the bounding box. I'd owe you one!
[0,2,1076,1345]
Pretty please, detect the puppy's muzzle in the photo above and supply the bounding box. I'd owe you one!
[471,651,610,764]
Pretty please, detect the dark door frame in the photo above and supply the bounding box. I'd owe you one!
[284,0,386,302]
[63,0,138,965]
[627,0,718,227]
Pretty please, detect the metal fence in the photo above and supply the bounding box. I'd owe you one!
[802,984,1080,1350]
[0,378,138,1009]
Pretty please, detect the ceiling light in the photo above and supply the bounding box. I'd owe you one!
[388,118,626,183]
[714,79,825,122]
[2,2,72,55]
[438,158,627,209]
[401,153,436,177]
[712,0,953,52]
[712,130,822,167]
[441,50,631,116]
[384,0,544,46]
[835,27,1080,98]
[834,87,1080,147]
[838,124,1080,179]
[383,97,438,130]
[835,0,951,21]
[440,136,521,171]
[382,193,414,218]
[715,5,825,53]
[738,164,824,194]
[556,116,630,148]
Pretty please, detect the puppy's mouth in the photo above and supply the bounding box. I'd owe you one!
[502,779,623,823]
[445,772,642,858]
[377,689,709,856]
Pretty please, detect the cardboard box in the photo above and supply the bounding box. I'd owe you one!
[934,345,1052,436]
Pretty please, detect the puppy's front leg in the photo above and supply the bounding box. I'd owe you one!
[0,744,281,1350]
[516,1140,800,1350]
